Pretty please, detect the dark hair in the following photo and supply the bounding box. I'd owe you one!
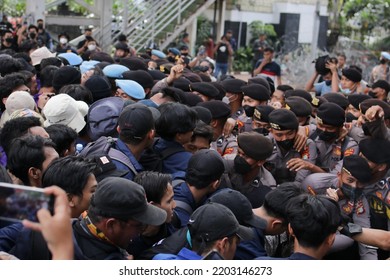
[39,65,58,88]
[42,156,96,197]
[0,164,12,183]
[41,57,63,70]
[263,182,305,222]
[134,171,172,204]
[191,122,213,144]
[0,73,28,109]
[264,47,274,53]
[286,194,341,248]
[0,117,42,155]
[59,84,93,105]
[349,64,362,74]
[7,135,56,185]
[28,24,38,32]
[337,53,346,60]
[18,39,38,54]
[0,56,23,77]
[45,124,78,157]
[156,103,198,140]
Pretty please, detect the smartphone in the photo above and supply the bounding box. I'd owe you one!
[0,182,54,223]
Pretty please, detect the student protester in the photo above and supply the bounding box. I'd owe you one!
[45,124,78,157]
[253,47,281,86]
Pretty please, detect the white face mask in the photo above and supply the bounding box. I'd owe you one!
[60,37,68,44]
[88,44,96,51]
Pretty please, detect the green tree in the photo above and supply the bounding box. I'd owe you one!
[248,20,276,43]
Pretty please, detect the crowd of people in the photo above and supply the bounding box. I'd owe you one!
[0,16,389,261]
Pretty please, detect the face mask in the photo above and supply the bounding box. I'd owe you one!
[29,32,36,40]
[316,128,338,142]
[243,105,255,117]
[253,127,269,136]
[38,23,43,29]
[88,44,96,51]
[339,84,351,95]
[234,155,252,174]
[341,183,363,201]
[222,96,230,105]
[345,112,358,122]
[5,37,13,43]
[368,91,377,98]
[276,139,294,151]
[325,80,332,86]
[60,37,68,44]
[167,56,175,63]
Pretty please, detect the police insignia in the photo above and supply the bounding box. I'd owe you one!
[312,97,319,106]
[344,148,354,157]
[254,109,261,120]
[342,200,354,215]
[224,147,234,155]
[270,122,280,130]
[355,199,365,215]
[300,146,310,160]
[307,186,316,195]
[333,146,341,156]
[316,116,323,125]
[285,104,291,110]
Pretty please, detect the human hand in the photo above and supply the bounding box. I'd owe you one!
[23,186,73,260]
[222,117,236,137]
[325,61,338,73]
[326,187,339,201]
[293,127,308,152]
[365,105,384,122]
[286,158,313,172]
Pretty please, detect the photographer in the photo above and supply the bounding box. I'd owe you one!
[0,29,18,52]
[305,55,339,96]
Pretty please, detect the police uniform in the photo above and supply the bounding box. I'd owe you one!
[211,134,238,160]
[265,109,317,184]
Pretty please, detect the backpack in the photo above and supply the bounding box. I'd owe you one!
[78,136,138,176]
[138,138,185,172]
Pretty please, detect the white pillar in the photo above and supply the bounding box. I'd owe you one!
[217,0,226,39]
[26,0,46,24]
[98,0,113,52]
[187,17,198,56]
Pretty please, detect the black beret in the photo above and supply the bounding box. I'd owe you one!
[238,132,273,160]
[192,106,212,125]
[198,100,231,119]
[342,155,372,183]
[90,52,115,64]
[210,82,226,100]
[189,82,219,98]
[311,95,328,108]
[285,96,312,117]
[160,87,182,103]
[241,84,270,101]
[347,94,372,110]
[247,76,271,92]
[268,109,299,130]
[359,99,390,119]
[359,138,390,165]
[221,78,247,94]
[148,69,166,81]
[342,68,362,83]
[180,92,203,107]
[173,77,191,91]
[122,70,154,89]
[284,89,312,103]
[371,79,390,93]
[253,105,275,123]
[322,92,349,110]
[182,71,202,83]
[316,103,345,127]
[119,57,148,71]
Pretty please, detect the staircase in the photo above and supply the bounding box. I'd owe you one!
[114,0,217,52]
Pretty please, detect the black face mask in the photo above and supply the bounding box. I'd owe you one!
[38,23,44,29]
[276,139,294,151]
[29,32,36,40]
[325,80,332,86]
[316,128,338,142]
[345,112,358,122]
[253,127,269,136]
[243,105,255,117]
[362,123,371,136]
[368,91,377,98]
[5,37,13,44]
[234,155,252,174]
[341,183,363,201]
[167,56,176,63]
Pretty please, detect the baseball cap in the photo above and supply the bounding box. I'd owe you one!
[118,103,154,139]
[90,177,167,225]
[188,203,254,242]
[42,94,88,133]
[208,189,267,229]
[30,46,56,66]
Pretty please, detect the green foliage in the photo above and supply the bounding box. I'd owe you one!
[249,20,276,41]
[196,16,213,47]
[0,0,26,16]
[233,46,253,72]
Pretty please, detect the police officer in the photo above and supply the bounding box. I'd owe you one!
[265,109,317,184]
[189,82,220,102]
[284,96,312,126]
[237,84,270,133]
[198,100,238,160]
[251,105,275,136]
[308,103,358,173]
[301,155,376,260]
[222,132,275,208]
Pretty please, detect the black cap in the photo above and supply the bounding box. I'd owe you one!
[192,106,212,125]
[188,203,254,243]
[189,82,219,98]
[122,70,154,89]
[210,81,226,100]
[371,79,390,93]
[221,78,247,94]
[347,94,372,110]
[160,87,182,103]
[316,103,345,127]
[285,96,312,117]
[148,69,166,81]
[90,177,167,224]
[84,75,112,102]
[118,103,154,139]
[253,105,275,123]
[342,155,372,183]
[359,99,390,119]
[52,66,81,91]
[342,68,362,82]
[284,89,312,103]
[247,76,271,91]
[323,93,349,110]
[268,109,299,130]
[207,189,267,229]
[359,138,390,165]
[182,71,202,83]
[90,52,115,64]
[241,84,270,101]
[119,57,148,71]
[311,95,328,108]
[180,92,203,107]
[172,77,191,91]
[238,132,273,160]
[198,100,231,119]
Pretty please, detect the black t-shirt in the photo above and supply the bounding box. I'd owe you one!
[215,43,229,64]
